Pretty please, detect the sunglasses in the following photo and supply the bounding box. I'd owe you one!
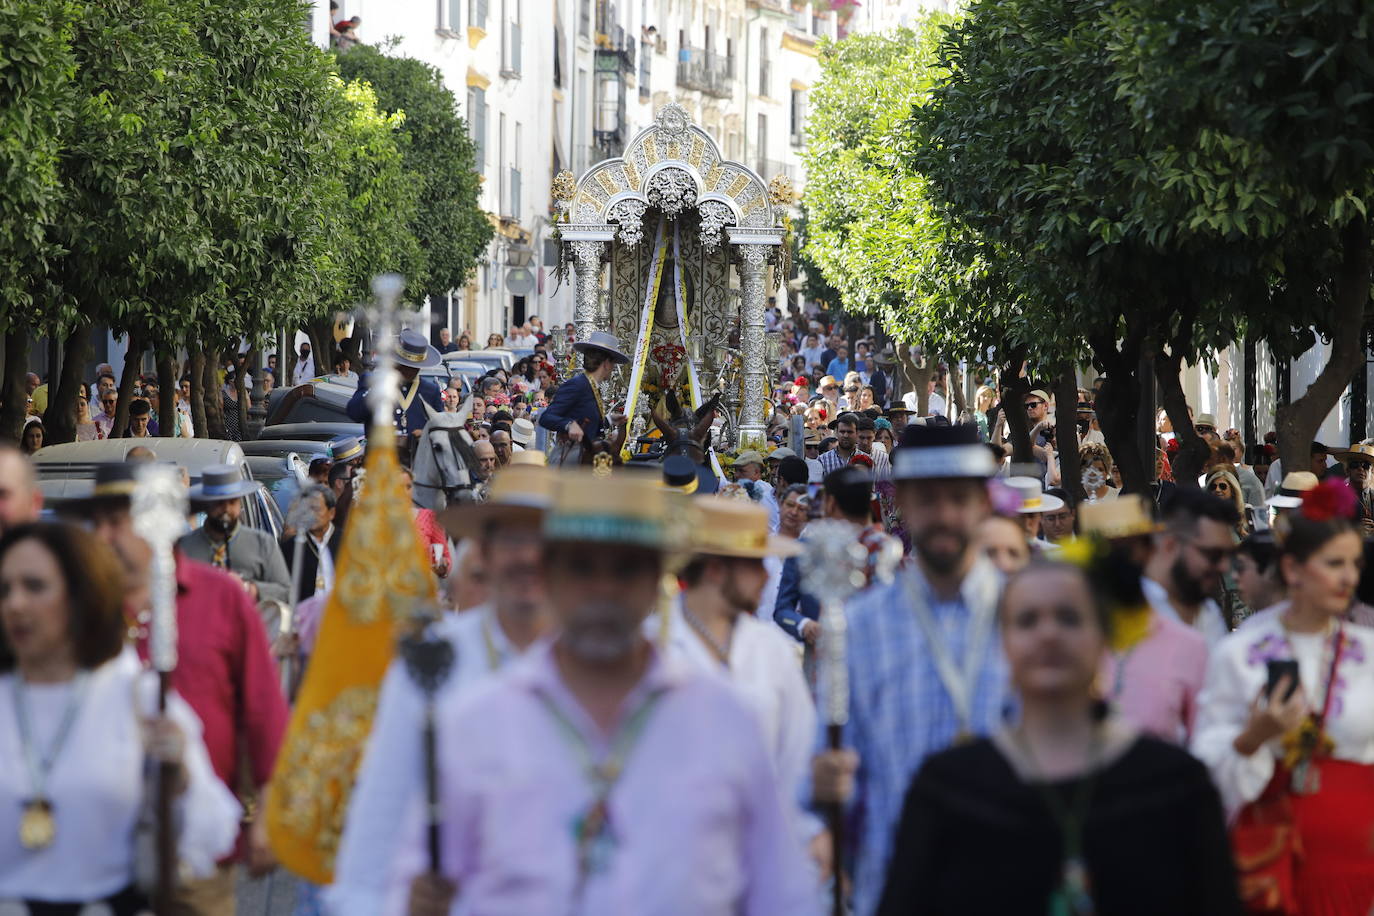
[823,385,839,391]
[1351,461,1373,470]
[1186,540,1236,565]
[1024,401,1046,410]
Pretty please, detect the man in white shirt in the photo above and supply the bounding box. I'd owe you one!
[660,498,819,856]
[328,465,555,916]
[1141,487,1240,648]
[800,333,825,374]
[290,342,315,386]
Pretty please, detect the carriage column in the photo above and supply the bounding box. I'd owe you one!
[563,225,615,345]
[731,230,783,450]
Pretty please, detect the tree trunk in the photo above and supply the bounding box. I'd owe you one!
[1054,363,1082,501]
[156,347,177,439]
[1091,327,1151,495]
[202,347,227,440]
[45,329,90,444]
[187,344,207,439]
[236,345,254,435]
[894,341,934,415]
[0,331,29,445]
[112,331,145,440]
[306,319,335,378]
[1276,220,1373,477]
[1155,351,1208,489]
[999,349,1033,464]
[948,359,967,418]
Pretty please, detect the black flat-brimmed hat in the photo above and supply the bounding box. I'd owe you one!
[893,422,997,480]
[394,328,441,369]
[572,330,631,365]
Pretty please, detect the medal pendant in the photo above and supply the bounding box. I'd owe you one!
[951,729,974,746]
[19,799,55,850]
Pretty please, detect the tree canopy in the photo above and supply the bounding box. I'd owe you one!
[335,45,492,298]
[803,0,1374,489]
[0,1,487,443]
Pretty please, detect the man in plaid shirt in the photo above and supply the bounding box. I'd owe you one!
[810,423,1010,916]
[817,413,891,480]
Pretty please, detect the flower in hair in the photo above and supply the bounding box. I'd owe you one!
[1300,478,1357,522]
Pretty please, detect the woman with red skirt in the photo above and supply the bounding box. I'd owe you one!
[1193,479,1374,915]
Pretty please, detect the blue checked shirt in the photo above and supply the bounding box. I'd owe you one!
[814,558,1009,916]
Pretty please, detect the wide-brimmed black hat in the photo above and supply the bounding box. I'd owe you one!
[572,330,631,365]
[394,328,441,369]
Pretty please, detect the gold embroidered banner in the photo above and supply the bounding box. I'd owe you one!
[264,430,437,883]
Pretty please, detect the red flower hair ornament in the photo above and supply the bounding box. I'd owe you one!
[1300,478,1357,522]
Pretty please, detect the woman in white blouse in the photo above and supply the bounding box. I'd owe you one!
[1192,482,1374,915]
[0,522,239,915]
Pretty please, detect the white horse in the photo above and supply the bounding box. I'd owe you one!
[411,398,480,512]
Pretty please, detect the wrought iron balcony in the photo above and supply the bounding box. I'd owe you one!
[676,46,734,99]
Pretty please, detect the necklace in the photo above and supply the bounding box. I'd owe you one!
[1010,724,1103,916]
[1276,616,1344,794]
[533,688,665,901]
[480,611,503,672]
[14,672,91,850]
[584,370,607,423]
[682,605,732,667]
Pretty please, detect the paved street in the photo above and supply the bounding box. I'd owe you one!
[236,868,298,915]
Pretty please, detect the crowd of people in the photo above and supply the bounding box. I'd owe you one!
[4,309,1374,916]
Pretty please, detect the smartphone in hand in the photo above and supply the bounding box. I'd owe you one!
[1265,659,1300,702]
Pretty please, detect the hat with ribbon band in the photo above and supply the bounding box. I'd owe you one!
[394,328,441,369]
[544,470,668,549]
[893,423,997,480]
[188,464,262,504]
[439,464,555,539]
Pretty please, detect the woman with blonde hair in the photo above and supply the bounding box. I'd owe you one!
[1206,468,1250,538]
[1079,442,1118,503]
[974,385,998,441]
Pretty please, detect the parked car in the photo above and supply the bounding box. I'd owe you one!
[265,380,356,426]
[244,453,311,516]
[31,438,283,537]
[443,350,512,372]
[255,421,366,443]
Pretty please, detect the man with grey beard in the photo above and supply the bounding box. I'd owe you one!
[403,470,817,916]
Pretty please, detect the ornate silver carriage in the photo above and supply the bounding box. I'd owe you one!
[550,103,792,452]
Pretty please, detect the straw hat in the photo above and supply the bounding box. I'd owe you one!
[543,470,667,549]
[1267,471,1320,509]
[689,497,802,559]
[511,418,536,447]
[508,449,547,467]
[1079,495,1159,540]
[1336,442,1374,464]
[1006,476,1065,514]
[439,464,555,539]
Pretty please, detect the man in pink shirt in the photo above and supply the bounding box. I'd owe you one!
[1082,496,1209,743]
[401,471,817,916]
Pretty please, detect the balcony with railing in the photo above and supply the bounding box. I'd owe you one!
[676,46,733,98]
[755,159,797,185]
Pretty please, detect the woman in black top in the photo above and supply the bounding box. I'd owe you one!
[878,560,1241,916]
